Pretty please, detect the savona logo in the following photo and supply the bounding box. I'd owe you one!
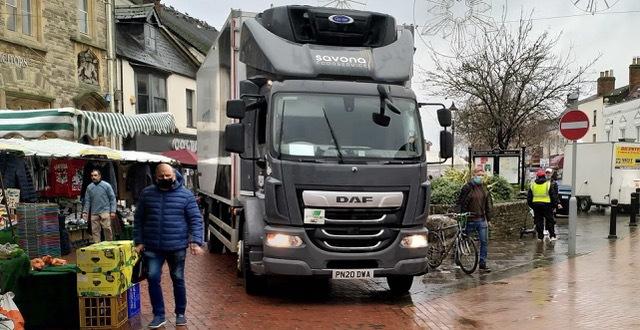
[315,55,367,64]
[336,196,374,203]
[328,15,354,24]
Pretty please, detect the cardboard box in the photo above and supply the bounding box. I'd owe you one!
[77,240,138,273]
[77,266,133,297]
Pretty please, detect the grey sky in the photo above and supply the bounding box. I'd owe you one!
[163,0,640,148]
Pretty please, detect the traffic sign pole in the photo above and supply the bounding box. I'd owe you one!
[560,110,589,258]
[569,141,577,256]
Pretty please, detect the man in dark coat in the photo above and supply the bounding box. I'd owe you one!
[134,164,204,328]
[456,166,492,271]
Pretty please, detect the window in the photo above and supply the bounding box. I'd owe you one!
[5,0,37,37]
[135,71,166,114]
[593,110,597,127]
[186,89,194,128]
[78,0,88,34]
[620,128,626,140]
[144,24,157,51]
[637,126,640,142]
[593,134,596,142]
[6,0,17,31]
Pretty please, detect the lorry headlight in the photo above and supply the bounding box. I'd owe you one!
[265,233,303,248]
[400,234,428,248]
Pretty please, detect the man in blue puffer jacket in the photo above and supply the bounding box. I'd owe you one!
[133,164,204,329]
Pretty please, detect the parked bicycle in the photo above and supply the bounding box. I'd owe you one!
[426,212,479,274]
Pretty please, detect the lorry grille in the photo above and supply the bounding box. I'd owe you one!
[307,226,398,253]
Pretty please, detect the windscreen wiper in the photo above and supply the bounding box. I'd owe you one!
[321,107,344,164]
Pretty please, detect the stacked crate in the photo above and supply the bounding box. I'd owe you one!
[76,240,139,328]
[16,203,60,258]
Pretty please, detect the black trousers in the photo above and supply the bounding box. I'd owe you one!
[532,203,555,239]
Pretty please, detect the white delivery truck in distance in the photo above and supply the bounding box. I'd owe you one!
[562,141,640,212]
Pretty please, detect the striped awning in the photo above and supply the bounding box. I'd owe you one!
[0,108,177,140]
[0,109,76,139]
[77,111,177,139]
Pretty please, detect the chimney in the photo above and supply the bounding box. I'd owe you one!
[629,57,640,97]
[597,69,615,96]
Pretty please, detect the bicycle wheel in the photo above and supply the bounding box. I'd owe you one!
[426,233,446,269]
[455,235,478,274]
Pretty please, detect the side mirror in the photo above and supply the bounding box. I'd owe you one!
[439,130,453,159]
[224,123,245,153]
[226,100,246,119]
[372,112,391,127]
[437,108,452,127]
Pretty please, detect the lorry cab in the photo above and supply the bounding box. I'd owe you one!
[197,5,453,295]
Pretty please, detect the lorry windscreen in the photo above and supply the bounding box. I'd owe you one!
[272,93,423,161]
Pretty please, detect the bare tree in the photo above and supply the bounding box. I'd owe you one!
[423,18,597,149]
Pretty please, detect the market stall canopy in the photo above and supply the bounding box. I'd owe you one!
[0,138,177,163]
[0,108,176,140]
[161,149,197,166]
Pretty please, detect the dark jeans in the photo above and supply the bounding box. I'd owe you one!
[532,203,555,239]
[144,249,187,318]
[465,219,488,265]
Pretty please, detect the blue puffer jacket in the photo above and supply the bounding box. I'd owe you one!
[133,171,204,251]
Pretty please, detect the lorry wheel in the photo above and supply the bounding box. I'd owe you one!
[242,223,266,295]
[386,275,414,296]
[578,198,591,213]
[207,231,224,254]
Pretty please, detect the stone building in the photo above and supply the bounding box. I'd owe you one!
[0,0,111,111]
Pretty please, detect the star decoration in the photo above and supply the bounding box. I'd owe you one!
[571,0,620,14]
[319,0,367,9]
[420,0,495,52]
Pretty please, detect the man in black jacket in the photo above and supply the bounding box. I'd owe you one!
[456,166,493,271]
[528,169,559,241]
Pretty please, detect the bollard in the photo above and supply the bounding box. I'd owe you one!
[631,189,640,227]
[609,199,618,239]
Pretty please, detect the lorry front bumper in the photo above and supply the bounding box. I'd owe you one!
[251,225,429,277]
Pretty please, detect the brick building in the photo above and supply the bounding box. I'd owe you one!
[0,0,110,111]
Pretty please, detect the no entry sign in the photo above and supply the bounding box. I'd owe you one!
[560,110,589,141]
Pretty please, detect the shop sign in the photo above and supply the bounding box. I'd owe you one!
[0,52,28,67]
[171,138,197,152]
[615,145,640,169]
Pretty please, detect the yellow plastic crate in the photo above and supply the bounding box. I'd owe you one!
[77,266,133,297]
[79,292,128,329]
[77,240,138,273]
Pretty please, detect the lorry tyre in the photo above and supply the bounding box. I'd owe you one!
[242,222,266,295]
[578,198,591,213]
[386,275,413,296]
[207,231,224,254]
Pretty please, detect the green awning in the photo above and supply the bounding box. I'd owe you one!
[0,108,177,140]
[76,110,177,139]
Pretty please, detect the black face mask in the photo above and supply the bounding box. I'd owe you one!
[157,178,174,189]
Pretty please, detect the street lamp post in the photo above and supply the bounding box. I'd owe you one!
[449,102,458,168]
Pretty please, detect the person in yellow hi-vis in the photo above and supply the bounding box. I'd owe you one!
[527,169,559,241]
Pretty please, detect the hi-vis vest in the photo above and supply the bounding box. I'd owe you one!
[530,181,551,203]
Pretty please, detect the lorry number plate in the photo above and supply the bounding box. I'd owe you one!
[332,269,374,279]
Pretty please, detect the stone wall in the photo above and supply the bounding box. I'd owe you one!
[429,200,532,239]
[0,0,109,111]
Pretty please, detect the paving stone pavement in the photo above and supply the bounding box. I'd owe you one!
[125,212,639,329]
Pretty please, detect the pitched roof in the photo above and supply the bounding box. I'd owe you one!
[157,5,218,54]
[115,24,197,78]
[114,4,155,20]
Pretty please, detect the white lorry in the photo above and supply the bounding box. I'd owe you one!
[562,141,640,211]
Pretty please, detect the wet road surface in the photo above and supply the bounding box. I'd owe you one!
[129,212,639,329]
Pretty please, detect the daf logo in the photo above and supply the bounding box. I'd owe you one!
[336,196,374,204]
[328,15,354,24]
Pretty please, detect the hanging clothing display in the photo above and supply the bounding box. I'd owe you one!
[126,163,152,202]
[0,153,37,202]
[43,159,85,198]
